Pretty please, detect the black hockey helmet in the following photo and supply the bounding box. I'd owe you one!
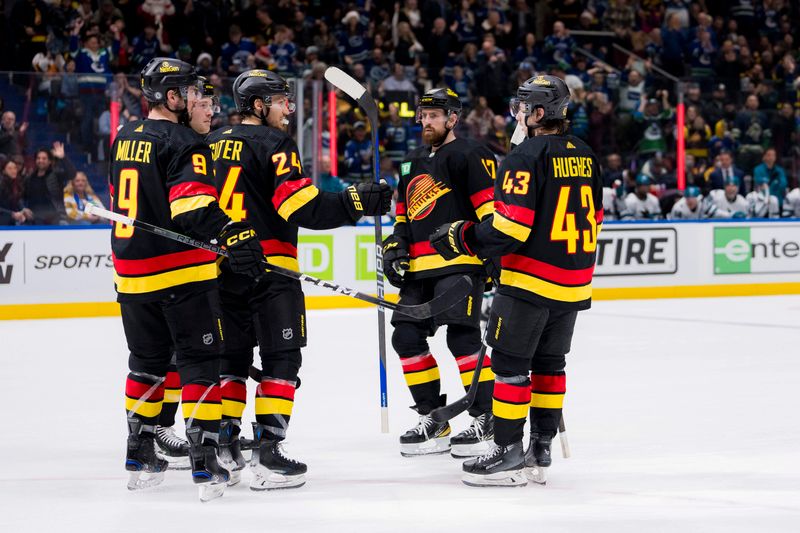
[510,74,570,122]
[196,76,220,114]
[233,69,294,115]
[416,87,462,123]
[140,57,198,104]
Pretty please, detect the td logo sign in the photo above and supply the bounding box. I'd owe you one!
[355,234,376,280]
[714,226,800,274]
[298,235,333,280]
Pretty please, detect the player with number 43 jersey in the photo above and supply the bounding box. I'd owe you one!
[430,74,603,487]
[206,70,391,491]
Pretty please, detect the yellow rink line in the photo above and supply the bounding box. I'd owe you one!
[1,283,800,320]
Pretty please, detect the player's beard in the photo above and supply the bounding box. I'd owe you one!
[422,125,447,147]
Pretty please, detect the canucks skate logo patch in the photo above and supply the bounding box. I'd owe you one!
[406,174,452,221]
[282,328,293,340]
[202,333,213,345]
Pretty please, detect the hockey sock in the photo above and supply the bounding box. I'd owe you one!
[455,351,494,416]
[221,374,247,426]
[492,375,530,446]
[399,352,442,414]
[182,382,222,443]
[255,377,296,441]
[158,366,181,427]
[529,372,565,436]
[125,372,165,433]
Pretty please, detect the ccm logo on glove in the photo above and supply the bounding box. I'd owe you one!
[224,228,256,247]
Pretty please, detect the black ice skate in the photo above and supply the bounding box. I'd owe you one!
[187,427,229,502]
[249,423,307,491]
[524,432,553,485]
[154,425,190,470]
[461,441,527,487]
[450,412,494,458]
[218,420,247,486]
[126,418,168,491]
[399,414,452,456]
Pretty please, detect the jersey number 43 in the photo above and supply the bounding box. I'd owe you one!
[550,185,597,254]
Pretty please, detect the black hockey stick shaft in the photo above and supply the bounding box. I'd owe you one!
[429,342,488,423]
[558,414,571,458]
[86,204,469,318]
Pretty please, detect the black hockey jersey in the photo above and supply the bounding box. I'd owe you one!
[109,119,229,302]
[394,138,496,280]
[472,135,603,310]
[207,124,355,271]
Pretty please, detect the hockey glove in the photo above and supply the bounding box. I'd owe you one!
[341,181,393,221]
[216,221,265,279]
[429,220,475,261]
[382,234,410,288]
[481,256,502,290]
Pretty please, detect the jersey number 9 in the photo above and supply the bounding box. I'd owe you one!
[114,169,138,238]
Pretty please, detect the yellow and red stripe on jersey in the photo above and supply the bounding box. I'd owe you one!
[492,201,535,242]
[470,187,494,220]
[221,376,247,418]
[492,380,530,420]
[125,376,164,419]
[112,249,219,294]
[530,373,566,409]
[181,383,222,421]
[163,370,181,404]
[400,352,440,387]
[272,178,320,220]
[261,239,299,271]
[456,352,494,387]
[168,181,219,218]
[408,240,482,273]
[255,378,297,417]
[500,254,594,303]
[395,201,407,224]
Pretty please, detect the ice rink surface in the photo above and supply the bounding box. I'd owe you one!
[1,295,799,532]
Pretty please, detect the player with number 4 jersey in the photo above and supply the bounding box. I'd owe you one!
[207,70,391,491]
[429,74,603,487]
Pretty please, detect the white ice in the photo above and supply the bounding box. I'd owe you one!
[1,296,799,532]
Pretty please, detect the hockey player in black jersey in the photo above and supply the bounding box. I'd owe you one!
[430,75,603,486]
[383,88,497,458]
[207,69,391,490]
[111,58,264,501]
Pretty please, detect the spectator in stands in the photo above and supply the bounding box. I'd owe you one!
[0,111,28,160]
[63,171,104,224]
[544,21,576,69]
[269,25,298,77]
[604,0,636,41]
[392,19,423,68]
[220,25,256,75]
[684,112,712,161]
[770,102,798,160]
[366,48,390,91]
[476,36,511,114]
[661,13,688,77]
[708,150,746,193]
[0,159,33,226]
[425,18,457,84]
[380,103,412,165]
[634,90,673,159]
[753,147,788,206]
[513,32,542,70]
[340,10,370,66]
[485,115,510,156]
[465,96,494,140]
[381,63,417,94]
[734,93,770,175]
[196,52,215,77]
[453,0,479,45]
[10,0,50,70]
[318,154,347,193]
[602,153,625,188]
[130,23,166,71]
[113,72,143,123]
[343,121,372,183]
[625,174,663,219]
[25,142,75,225]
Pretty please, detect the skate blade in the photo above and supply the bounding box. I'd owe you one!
[450,440,492,458]
[400,436,451,457]
[525,465,548,485]
[156,453,191,470]
[461,470,527,487]
[198,482,226,502]
[250,466,306,491]
[127,471,165,491]
[226,469,242,487]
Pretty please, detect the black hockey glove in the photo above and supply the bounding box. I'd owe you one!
[429,220,475,261]
[216,221,265,279]
[481,256,501,290]
[382,234,410,288]
[341,181,392,220]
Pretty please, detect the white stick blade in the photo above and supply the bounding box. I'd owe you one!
[324,66,366,101]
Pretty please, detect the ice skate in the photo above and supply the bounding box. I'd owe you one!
[250,423,307,491]
[461,441,527,487]
[187,427,229,502]
[154,425,190,470]
[399,414,451,456]
[125,418,168,491]
[450,412,494,458]
[218,420,246,486]
[524,432,553,485]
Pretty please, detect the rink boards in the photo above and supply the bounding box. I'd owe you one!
[1,219,800,319]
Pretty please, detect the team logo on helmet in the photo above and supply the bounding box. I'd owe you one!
[406,174,452,221]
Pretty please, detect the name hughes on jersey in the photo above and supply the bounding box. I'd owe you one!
[552,156,593,179]
[114,140,152,163]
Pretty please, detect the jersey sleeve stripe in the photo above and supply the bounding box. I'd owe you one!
[501,254,595,286]
[494,201,535,225]
[276,184,320,220]
[260,239,297,257]
[272,178,314,209]
[170,194,216,218]
[409,254,482,272]
[395,201,406,216]
[470,187,493,208]
[112,249,217,275]
[395,215,408,224]
[492,211,531,242]
[168,181,218,202]
[475,201,494,220]
[499,270,592,303]
[113,263,219,294]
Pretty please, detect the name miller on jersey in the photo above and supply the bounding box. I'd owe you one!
[114,140,153,163]
[552,156,594,179]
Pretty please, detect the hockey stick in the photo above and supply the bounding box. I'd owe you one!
[558,415,571,459]
[429,343,488,423]
[86,204,471,320]
[324,66,390,432]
